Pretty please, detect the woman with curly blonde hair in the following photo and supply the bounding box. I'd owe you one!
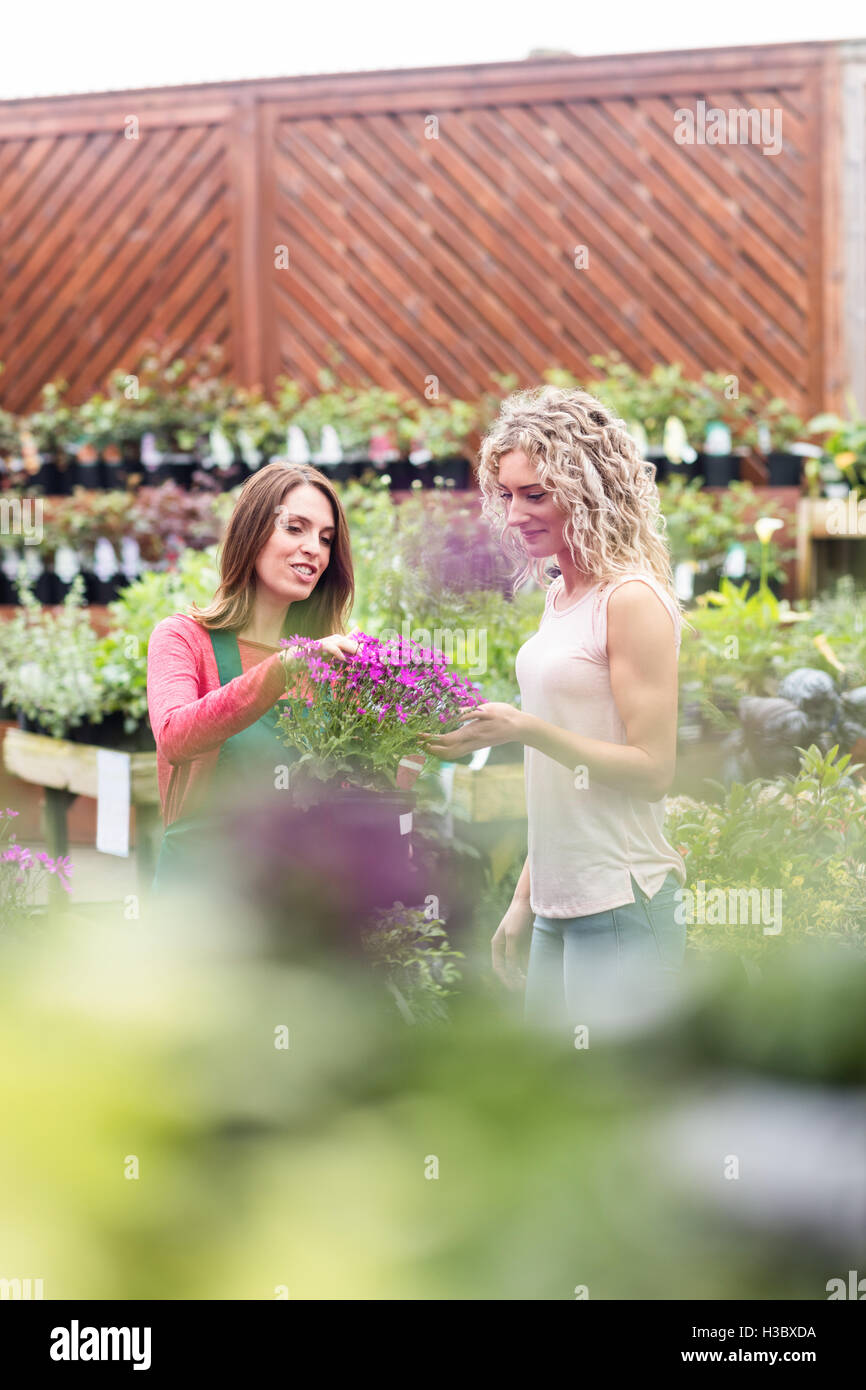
[424,385,688,1034]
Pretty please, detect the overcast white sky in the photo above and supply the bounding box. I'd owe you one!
[1,0,864,101]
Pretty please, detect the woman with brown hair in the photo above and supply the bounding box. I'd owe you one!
[146,461,357,892]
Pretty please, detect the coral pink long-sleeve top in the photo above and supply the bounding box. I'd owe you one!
[147,613,289,826]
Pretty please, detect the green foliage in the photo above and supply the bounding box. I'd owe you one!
[582,356,724,447]
[412,396,478,458]
[0,551,219,737]
[362,903,464,1023]
[807,404,866,490]
[659,476,794,578]
[740,386,807,452]
[679,575,866,733]
[341,476,544,704]
[94,550,220,729]
[1,891,862,1298]
[0,575,107,737]
[666,745,866,959]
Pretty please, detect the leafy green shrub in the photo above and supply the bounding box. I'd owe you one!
[95,549,220,729]
[0,576,109,737]
[679,577,866,736]
[666,745,866,960]
[362,903,464,1023]
[0,551,220,738]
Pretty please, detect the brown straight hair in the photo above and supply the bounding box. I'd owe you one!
[189,461,354,639]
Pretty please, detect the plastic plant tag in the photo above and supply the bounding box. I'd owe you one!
[96,748,131,857]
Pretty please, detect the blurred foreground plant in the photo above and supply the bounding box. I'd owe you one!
[1,808,71,929]
[362,902,464,1024]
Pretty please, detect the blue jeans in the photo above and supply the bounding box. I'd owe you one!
[523,872,686,1036]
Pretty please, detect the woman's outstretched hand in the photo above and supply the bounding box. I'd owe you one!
[420,701,526,758]
[279,633,359,669]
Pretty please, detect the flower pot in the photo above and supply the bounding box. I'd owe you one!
[16,710,57,738]
[34,567,62,605]
[318,460,362,483]
[765,452,802,486]
[691,565,725,597]
[431,457,471,488]
[700,453,741,487]
[101,461,130,491]
[140,462,174,487]
[83,572,124,604]
[164,454,198,489]
[382,458,414,489]
[649,451,704,484]
[53,454,75,496]
[30,452,60,493]
[72,456,105,490]
[69,713,156,752]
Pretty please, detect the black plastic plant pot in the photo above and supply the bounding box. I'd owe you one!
[691,566,725,597]
[742,572,785,599]
[16,711,56,737]
[83,572,123,604]
[34,568,61,604]
[139,463,171,487]
[766,452,803,486]
[68,713,155,751]
[647,451,705,484]
[0,569,16,605]
[53,455,76,495]
[72,458,105,490]
[163,454,196,488]
[321,461,363,483]
[30,453,59,493]
[383,459,414,489]
[52,576,79,604]
[101,461,129,491]
[700,454,741,487]
[121,440,143,477]
[430,457,471,488]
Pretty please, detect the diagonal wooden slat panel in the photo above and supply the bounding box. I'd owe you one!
[0,122,235,413]
[0,47,841,420]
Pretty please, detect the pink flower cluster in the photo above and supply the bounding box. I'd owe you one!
[280,631,483,727]
[0,808,73,893]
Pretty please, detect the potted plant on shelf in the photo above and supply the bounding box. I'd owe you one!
[290,373,360,482]
[216,385,289,482]
[0,574,105,739]
[128,340,228,489]
[0,388,20,480]
[805,408,866,498]
[742,388,811,486]
[18,379,77,494]
[346,384,417,488]
[410,397,478,488]
[660,474,739,596]
[695,371,751,487]
[584,357,708,481]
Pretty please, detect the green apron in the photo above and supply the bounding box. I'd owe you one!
[151,628,293,893]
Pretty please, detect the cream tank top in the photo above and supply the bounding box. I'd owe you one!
[514,570,687,918]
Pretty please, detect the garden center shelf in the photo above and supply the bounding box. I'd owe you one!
[2,728,162,899]
[796,495,866,598]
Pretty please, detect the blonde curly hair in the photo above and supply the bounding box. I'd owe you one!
[477,384,680,608]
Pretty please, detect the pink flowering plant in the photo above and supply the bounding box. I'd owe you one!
[276,630,484,794]
[1,808,73,929]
